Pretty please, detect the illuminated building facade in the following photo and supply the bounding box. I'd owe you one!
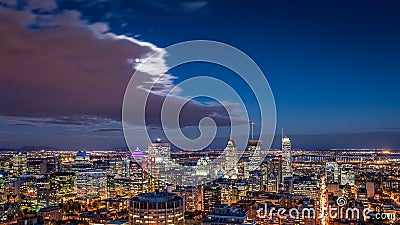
[223,139,239,179]
[148,140,171,191]
[202,183,221,213]
[247,140,262,172]
[50,172,76,201]
[129,192,184,225]
[76,169,107,199]
[282,135,293,180]
[326,162,340,184]
[12,152,27,176]
[202,205,247,225]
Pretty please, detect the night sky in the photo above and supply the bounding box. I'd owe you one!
[0,0,399,149]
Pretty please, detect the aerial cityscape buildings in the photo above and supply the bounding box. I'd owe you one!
[0,135,399,224]
[1,0,399,224]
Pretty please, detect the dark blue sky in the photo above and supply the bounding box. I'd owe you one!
[0,0,399,149]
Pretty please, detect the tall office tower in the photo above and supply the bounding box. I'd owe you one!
[293,176,320,205]
[148,139,171,191]
[202,205,248,225]
[282,132,293,180]
[71,151,93,172]
[196,155,211,177]
[223,139,239,179]
[216,180,233,205]
[326,162,340,184]
[261,157,282,193]
[129,192,184,225]
[202,183,222,213]
[12,152,27,176]
[106,175,115,198]
[27,158,45,175]
[130,147,149,195]
[123,158,131,178]
[148,139,171,164]
[54,155,62,173]
[248,140,262,171]
[50,172,76,203]
[130,162,148,196]
[340,165,355,186]
[0,157,11,173]
[3,180,17,203]
[184,185,202,212]
[248,172,262,191]
[76,169,107,199]
[15,175,37,204]
[109,160,124,177]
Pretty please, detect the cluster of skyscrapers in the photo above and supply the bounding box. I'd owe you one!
[0,133,399,225]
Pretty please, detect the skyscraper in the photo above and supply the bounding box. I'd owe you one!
[247,140,262,172]
[202,183,222,213]
[282,131,293,180]
[261,158,282,193]
[147,139,171,191]
[76,169,107,199]
[12,152,27,176]
[196,155,211,177]
[223,139,239,179]
[326,162,340,184]
[50,172,76,203]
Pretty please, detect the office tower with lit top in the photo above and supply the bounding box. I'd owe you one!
[281,131,293,180]
[148,139,171,191]
[12,152,27,176]
[196,155,211,177]
[129,147,149,196]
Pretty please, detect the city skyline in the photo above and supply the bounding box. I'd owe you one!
[1,1,399,224]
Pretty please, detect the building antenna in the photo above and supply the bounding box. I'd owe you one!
[250,121,255,140]
[282,128,284,140]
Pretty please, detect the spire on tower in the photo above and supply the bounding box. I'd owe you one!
[250,121,255,140]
